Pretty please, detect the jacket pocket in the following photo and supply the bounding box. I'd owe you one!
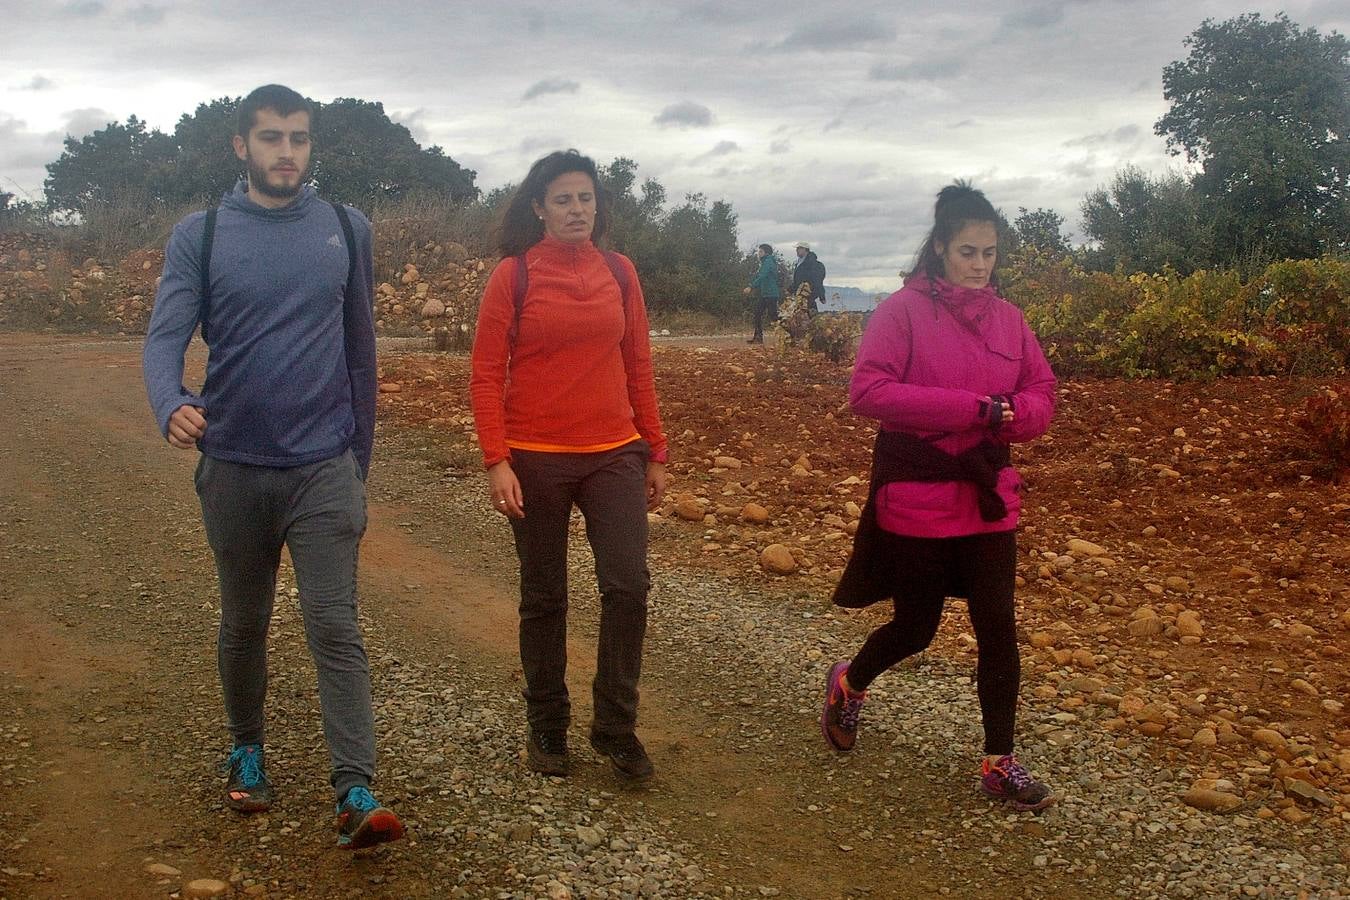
[985,330,1023,362]
[984,333,1023,387]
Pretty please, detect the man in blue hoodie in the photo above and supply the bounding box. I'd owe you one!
[142,84,402,850]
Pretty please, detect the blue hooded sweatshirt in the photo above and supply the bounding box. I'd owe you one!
[142,181,377,476]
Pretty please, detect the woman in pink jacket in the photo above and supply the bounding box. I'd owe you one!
[821,183,1057,812]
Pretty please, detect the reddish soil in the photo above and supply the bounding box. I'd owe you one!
[0,330,1345,900]
[376,344,1350,807]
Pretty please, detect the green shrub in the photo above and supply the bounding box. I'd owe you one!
[1258,258,1350,361]
[1004,250,1349,378]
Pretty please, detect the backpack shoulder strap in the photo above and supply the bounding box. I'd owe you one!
[602,251,632,309]
[513,253,528,316]
[199,206,217,341]
[507,253,528,346]
[507,250,632,346]
[329,201,358,291]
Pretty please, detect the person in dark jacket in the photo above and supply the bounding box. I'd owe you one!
[791,241,827,314]
[743,243,781,343]
[142,83,402,850]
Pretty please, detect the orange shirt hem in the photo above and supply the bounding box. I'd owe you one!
[505,434,641,455]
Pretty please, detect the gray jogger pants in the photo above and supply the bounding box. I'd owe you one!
[194,449,375,800]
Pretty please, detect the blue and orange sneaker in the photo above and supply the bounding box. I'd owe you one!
[224,744,272,813]
[336,786,405,850]
[820,660,866,752]
[978,754,1055,812]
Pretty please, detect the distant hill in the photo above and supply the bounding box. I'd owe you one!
[822,284,886,312]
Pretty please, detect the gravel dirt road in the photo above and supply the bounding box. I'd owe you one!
[0,332,1345,899]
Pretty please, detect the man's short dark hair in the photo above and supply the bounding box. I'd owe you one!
[236,84,312,138]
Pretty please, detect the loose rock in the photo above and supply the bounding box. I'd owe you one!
[759,544,797,575]
[1182,786,1242,812]
[741,503,770,525]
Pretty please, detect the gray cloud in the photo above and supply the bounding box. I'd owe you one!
[61,108,117,140]
[391,108,431,144]
[1061,159,1098,179]
[20,75,56,90]
[522,79,580,102]
[0,115,27,143]
[695,140,740,162]
[776,16,897,51]
[999,3,1066,30]
[524,10,547,35]
[1063,124,1142,148]
[0,113,65,190]
[869,59,963,82]
[127,4,166,25]
[731,171,938,282]
[519,135,567,154]
[681,1,747,24]
[1,0,1340,289]
[653,101,713,128]
[62,1,104,16]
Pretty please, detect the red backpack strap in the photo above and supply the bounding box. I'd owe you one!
[602,250,631,304]
[508,250,631,345]
[603,250,634,325]
[507,253,528,346]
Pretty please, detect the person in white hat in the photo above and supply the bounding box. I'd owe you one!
[791,241,827,314]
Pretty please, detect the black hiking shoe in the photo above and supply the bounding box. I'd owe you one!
[590,732,655,783]
[526,729,570,776]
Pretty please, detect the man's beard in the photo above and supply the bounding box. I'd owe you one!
[246,156,308,200]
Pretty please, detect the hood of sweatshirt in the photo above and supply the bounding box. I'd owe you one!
[220,179,318,222]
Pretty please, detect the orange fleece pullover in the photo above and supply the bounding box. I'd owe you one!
[469,236,668,469]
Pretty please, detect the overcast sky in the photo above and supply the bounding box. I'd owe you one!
[3,0,1346,291]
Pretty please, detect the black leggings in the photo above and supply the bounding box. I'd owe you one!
[751,296,778,340]
[847,530,1020,756]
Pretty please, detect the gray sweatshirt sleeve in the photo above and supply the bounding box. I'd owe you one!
[342,207,377,478]
[142,215,206,438]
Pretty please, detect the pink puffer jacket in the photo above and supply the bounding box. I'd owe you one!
[849,275,1056,538]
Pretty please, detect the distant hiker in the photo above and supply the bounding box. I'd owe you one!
[821,182,1059,812]
[141,83,403,849]
[791,240,827,314]
[469,149,669,785]
[743,242,781,343]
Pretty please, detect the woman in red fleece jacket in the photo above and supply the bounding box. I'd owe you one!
[820,183,1058,812]
[470,150,668,784]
